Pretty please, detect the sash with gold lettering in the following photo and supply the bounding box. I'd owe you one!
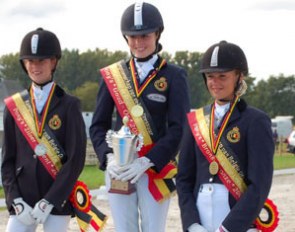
[187,97,279,232]
[4,90,107,232]
[100,60,177,202]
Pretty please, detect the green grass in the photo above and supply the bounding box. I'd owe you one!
[0,152,294,199]
[274,153,295,170]
[77,165,105,189]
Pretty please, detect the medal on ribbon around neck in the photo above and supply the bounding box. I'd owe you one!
[131,105,144,118]
[30,83,56,138]
[34,143,47,156]
[209,161,219,175]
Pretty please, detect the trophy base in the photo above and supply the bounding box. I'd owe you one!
[108,179,136,195]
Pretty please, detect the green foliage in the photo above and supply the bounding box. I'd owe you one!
[72,81,99,111]
[54,48,128,91]
[55,49,80,90]
[0,53,29,88]
[170,51,211,108]
[248,75,295,121]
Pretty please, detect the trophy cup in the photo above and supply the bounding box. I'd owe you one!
[105,116,143,194]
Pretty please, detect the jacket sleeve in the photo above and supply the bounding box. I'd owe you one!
[176,120,200,231]
[89,80,114,170]
[1,107,21,210]
[222,112,274,231]
[146,67,191,171]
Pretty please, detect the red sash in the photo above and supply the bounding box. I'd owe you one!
[100,60,177,202]
[4,91,107,232]
[187,106,279,232]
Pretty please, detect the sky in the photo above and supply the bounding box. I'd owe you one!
[1,0,295,81]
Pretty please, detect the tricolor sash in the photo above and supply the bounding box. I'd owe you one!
[4,90,107,232]
[100,60,177,202]
[187,102,279,232]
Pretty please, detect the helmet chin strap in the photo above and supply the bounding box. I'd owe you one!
[132,52,154,62]
[217,98,232,103]
[32,80,53,89]
[32,75,54,89]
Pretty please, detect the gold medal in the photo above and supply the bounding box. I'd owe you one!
[209,161,219,175]
[131,105,143,117]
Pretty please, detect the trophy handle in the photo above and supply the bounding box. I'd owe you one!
[105,130,113,148]
[136,134,144,152]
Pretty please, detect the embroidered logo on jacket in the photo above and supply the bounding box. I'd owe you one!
[154,77,167,91]
[49,114,62,130]
[226,127,240,143]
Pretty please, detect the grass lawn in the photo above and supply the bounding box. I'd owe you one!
[274,152,295,169]
[0,151,294,199]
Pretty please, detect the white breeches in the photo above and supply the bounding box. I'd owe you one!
[106,173,170,232]
[6,215,71,232]
[197,183,230,232]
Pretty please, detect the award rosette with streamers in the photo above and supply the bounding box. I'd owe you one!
[255,198,279,232]
[70,181,92,213]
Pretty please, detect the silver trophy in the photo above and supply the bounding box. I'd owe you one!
[105,116,143,194]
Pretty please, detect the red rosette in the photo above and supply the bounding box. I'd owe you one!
[255,198,279,232]
[70,180,92,213]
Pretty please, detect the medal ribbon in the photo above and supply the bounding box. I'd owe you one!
[101,60,152,144]
[187,107,279,231]
[129,58,166,97]
[5,92,61,177]
[101,61,176,202]
[188,109,245,199]
[30,83,56,138]
[210,96,239,154]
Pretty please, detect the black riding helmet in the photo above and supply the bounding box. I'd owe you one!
[199,41,248,75]
[19,27,61,74]
[121,2,164,36]
[199,41,248,98]
[121,2,164,60]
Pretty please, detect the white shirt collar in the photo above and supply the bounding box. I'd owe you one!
[134,55,158,83]
[32,82,55,113]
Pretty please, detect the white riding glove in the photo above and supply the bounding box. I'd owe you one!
[188,223,209,232]
[12,197,35,226]
[31,199,53,224]
[106,153,124,179]
[117,156,153,184]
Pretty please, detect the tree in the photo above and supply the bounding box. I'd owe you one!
[72,81,99,111]
[0,53,28,87]
[55,48,129,90]
[171,51,210,108]
[249,75,295,120]
[55,49,80,91]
